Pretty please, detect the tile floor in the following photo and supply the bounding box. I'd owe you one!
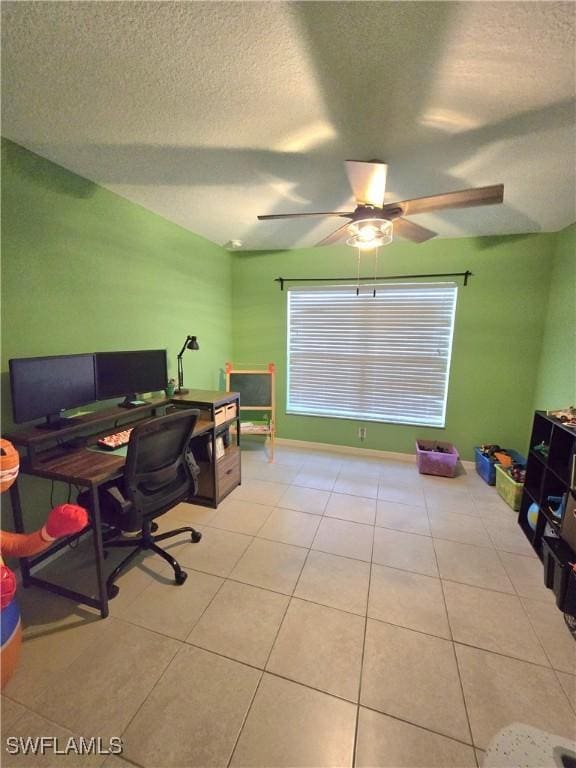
[2,442,575,767]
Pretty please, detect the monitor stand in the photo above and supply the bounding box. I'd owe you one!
[36,412,77,430]
[118,394,147,409]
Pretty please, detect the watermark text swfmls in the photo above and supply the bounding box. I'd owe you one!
[5,736,123,756]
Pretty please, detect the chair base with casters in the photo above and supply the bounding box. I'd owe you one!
[102,519,202,599]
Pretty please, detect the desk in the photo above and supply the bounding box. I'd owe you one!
[5,390,241,618]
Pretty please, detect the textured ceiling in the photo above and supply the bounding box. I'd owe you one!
[2,1,575,250]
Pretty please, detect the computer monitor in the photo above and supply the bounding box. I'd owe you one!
[9,354,97,429]
[95,350,168,408]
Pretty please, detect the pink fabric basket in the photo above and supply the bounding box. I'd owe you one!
[415,440,459,477]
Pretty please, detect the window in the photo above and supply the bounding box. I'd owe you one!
[287,283,457,428]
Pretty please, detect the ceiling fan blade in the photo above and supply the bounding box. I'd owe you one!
[345,160,388,207]
[393,218,437,243]
[385,184,504,217]
[316,222,351,247]
[257,211,354,221]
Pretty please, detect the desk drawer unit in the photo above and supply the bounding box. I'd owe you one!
[217,448,240,500]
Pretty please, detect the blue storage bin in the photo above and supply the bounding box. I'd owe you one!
[474,447,525,485]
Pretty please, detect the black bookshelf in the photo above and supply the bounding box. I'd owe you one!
[519,411,576,614]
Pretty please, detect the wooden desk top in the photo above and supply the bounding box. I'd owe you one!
[173,390,240,407]
[5,388,240,487]
[5,390,239,448]
[20,417,214,487]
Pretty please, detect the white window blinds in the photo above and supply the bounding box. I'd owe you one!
[287,283,457,428]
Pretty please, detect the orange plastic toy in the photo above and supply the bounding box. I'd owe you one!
[0,439,88,689]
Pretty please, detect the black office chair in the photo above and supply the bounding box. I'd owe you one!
[79,409,203,599]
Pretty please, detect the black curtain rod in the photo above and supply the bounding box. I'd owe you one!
[274,271,473,290]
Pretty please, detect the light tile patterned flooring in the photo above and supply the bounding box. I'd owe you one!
[2,443,575,767]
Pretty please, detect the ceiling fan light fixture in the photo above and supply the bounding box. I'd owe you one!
[257,160,503,247]
[346,218,393,249]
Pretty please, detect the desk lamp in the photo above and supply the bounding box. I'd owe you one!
[175,335,199,395]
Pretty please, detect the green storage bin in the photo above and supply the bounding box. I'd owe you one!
[495,463,525,511]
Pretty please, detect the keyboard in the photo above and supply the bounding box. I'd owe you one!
[97,428,133,451]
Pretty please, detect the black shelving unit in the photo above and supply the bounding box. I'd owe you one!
[519,411,576,614]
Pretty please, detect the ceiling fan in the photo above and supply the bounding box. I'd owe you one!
[257,160,504,249]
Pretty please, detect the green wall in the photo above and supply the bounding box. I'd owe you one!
[231,233,558,461]
[533,223,576,409]
[1,134,572,513]
[1,138,232,527]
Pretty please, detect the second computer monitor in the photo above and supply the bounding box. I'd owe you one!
[95,350,168,406]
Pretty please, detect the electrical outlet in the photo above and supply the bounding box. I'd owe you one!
[358,427,367,440]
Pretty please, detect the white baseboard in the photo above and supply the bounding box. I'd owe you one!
[273,436,475,468]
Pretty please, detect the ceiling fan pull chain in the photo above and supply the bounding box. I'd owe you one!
[373,246,379,297]
[356,247,361,296]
